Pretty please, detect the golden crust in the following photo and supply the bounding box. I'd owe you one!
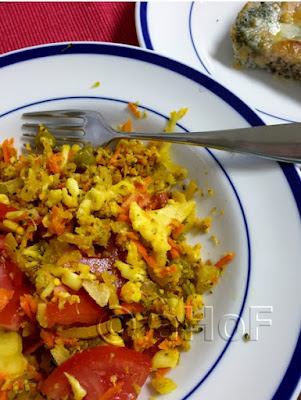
[271,39,301,61]
[231,2,301,81]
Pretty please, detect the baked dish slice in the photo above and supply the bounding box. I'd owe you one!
[231,2,301,81]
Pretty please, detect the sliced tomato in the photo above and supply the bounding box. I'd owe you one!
[0,253,32,331]
[0,234,6,250]
[0,288,28,331]
[0,203,18,220]
[0,256,26,289]
[42,345,152,400]
[143,342,162,359]
[45,295,109,328]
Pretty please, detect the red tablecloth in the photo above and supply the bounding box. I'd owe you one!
[0,2,139,55]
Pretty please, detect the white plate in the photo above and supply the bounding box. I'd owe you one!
[135,1,301,125]
[0,42,300,400]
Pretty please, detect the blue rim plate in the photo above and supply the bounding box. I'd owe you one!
[0,42,300,400]
[136,2,301,125]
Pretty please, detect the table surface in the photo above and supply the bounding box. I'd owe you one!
[0,2,139,54]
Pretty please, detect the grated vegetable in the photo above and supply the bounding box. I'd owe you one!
[0,108,234,398]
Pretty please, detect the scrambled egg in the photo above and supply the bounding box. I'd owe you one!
[130,200,195,254]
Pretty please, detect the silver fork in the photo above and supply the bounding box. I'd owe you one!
[22,109,301,163]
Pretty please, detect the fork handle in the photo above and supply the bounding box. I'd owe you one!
[120,122,301,163]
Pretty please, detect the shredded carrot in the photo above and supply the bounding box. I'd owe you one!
[170,248,180,260]
[134,176,152,193]
[134,329,156,351]
[215,252,235,268]
[16,380,24,390]
[40,330,55,348]
[34,157,42,164]
[28,231,34,241]
[81,182,90,192]
[137,193,151,209]
[98,381,124,400]
[0,390,8,400]
[115,301,145,315]
[210,276,219,283]
[20,294,37,321]
[167,237,180,251]
[157,264,177,278]
[158,341,169,350]
[116,214,131,223]
[168,237,181,259]
[0,288,14,312]
[155,367,170,379]
[108,143,123,166]
[138,157,147,165]
[2,138,16,164]
[120,118,132,132]
[47,152,63,174]
[48,206,67,236]
[24,341,43,356]
[185,298,193,320]
[125,231,140,241]
[172,223,184,238]
[128,102,141,118]
[121,193,138,210]
[121,192,151,211]
[68,150,75,159]
[133,240,158,269]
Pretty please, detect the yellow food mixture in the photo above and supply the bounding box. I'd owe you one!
[0,109,234,399]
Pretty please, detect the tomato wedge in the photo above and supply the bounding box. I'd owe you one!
[42,345,152,400]
[0,288,28,331]
[45,295,109,328]
[0,249,32,331]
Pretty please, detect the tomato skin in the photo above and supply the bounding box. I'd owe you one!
[0,249,32,331]
[0,234,6,250]
[0,203,18,220]
[0,257,25,290]
[0,288,27,331]
[45,295,109,328]
[42,345,152,400]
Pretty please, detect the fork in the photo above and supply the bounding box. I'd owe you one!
[22,109,301,163]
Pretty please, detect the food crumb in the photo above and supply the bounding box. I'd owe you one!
[196,217,212,233]
[90,81,100,88]
[210,235,219,246]
[210,207,217,216]
[244,333,250,342]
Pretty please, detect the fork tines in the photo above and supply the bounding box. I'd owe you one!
[22,110,86,140]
